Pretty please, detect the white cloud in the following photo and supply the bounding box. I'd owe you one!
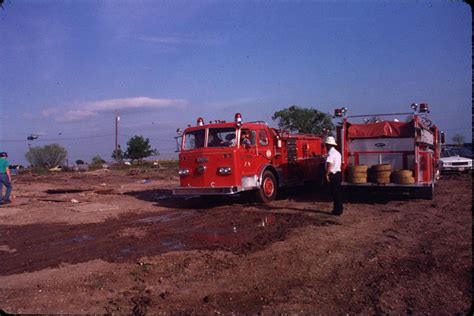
[59,109,98,122]
[41,108,60,117]
[42,97,188,122]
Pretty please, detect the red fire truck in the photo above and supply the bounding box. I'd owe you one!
[173,113,327,202]
[334,103,444,199]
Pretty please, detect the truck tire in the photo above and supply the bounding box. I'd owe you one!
[373,164,392,172]
[256,170,277,203]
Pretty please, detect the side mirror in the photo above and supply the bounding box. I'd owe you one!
[440,131,446,144]
[174,136,183,152]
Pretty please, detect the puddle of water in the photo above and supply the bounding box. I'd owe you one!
[136,214,174,224]
[70,235,95,243]
[190,227,242,245]
[136,211,194,224]
[161,240,186,251]
[95,189,115,195]
[257,214,276,227]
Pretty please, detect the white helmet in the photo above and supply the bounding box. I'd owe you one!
[325,136,337,146]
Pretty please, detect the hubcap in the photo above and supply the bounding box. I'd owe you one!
[263,178,274,196]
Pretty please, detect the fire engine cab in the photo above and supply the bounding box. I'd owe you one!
[334,103,443,199]
[173,113,327,202]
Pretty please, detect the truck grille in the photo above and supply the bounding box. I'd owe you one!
[287,139,297,162]
[452,162,469,166]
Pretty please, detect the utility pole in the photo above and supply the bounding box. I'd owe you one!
[115,111,120,154]
[27,134,39,168]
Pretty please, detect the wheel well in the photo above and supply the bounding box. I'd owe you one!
[261,166,279,186]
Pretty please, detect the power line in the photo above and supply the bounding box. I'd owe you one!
[118,134,176,143]
[0,134,115,143]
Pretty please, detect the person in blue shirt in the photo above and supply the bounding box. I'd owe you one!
[0,152,12,205]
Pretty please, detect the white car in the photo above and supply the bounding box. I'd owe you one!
[438,148,473,173]
[49,165,63,172]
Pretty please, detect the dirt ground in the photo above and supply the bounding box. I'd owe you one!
[0,168,471,314]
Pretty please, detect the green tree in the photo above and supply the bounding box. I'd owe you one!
[91,155,106,166]
[272,105,334,135]
[452,133,465,146]
[76,159,85,165]
[25,143,67,168]
[125,135,158,164]
[111,145,124,163]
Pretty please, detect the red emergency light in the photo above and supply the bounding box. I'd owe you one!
[419,103,429,113]
[235,113,242,127]
[334,107,347,117]
[197,117,204,126]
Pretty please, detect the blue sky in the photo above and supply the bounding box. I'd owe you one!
[0,0,471,164]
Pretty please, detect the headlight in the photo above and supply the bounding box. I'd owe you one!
[178,168,190,176]
[218,167,232,175]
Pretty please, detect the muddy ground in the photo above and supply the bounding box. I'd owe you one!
[0,168,472,314]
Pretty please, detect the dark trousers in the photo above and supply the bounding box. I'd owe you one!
[329,172,343,214]
[0,173,12,203]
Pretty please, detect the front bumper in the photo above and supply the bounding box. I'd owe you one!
[173,186,242,196]
[440,166,473,173]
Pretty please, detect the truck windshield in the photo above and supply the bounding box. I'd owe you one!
[208,127,237,147]
[184,129,205,150]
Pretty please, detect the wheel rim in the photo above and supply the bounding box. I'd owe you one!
[263,177,274,196]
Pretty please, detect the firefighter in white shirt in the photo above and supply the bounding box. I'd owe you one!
[325,136,343,215]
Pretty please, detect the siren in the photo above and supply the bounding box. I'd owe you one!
[197,117,204,126]
[419,103,429,113]
[410,103,418,111]
[235,113,242,127]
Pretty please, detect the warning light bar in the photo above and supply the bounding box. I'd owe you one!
[419,103,429,113]
[334,107,348,117]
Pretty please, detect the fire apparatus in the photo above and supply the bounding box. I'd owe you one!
[334,103,444,199]
[172,113,327,202]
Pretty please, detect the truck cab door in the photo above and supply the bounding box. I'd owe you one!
[239,129,257,177]
[257,128,273,162]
